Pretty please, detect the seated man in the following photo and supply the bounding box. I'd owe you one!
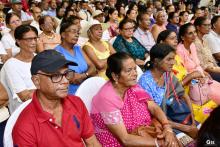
[12,50,101,147]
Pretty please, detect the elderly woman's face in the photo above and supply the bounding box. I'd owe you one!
[89,24,103,40]
[62,24,80,45]
[17,30,38,53]
[117,58,137,87]
[156,11,166,23]
[158,52,176,72]
[120,22,135,39]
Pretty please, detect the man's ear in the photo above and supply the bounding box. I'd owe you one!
[32,75,40,89]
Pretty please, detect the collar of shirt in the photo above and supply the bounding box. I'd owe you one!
[210,30,220,37]
[32,91,72,123]
[137,27,149,35]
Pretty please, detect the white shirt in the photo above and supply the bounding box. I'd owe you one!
[0,41,6,64]
[8,9,33,22]
[30,20,42,35]
[78,9,92,21]
[203,30,220,54]
[0,58,36,113]
[1,32,20,56]
[134,27,155,51]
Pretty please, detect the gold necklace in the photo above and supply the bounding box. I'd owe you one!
[43,32,55,39]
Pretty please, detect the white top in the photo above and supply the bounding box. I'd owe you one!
[203,30,220,54]
[102,30,111,41]
[0,58,36,113]
[8,9,33,22]
[0,107,9,123]
[134,27,155,51]
[0,41,6,64]
[78,9,92,22]
[1,33,20,56]
[30,20,42,35]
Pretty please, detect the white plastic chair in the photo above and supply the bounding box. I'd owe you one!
[136,65,143,81]
[3,99,32,147]
[75,77,106,112]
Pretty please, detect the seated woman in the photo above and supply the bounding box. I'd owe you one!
[1,13,21,63]
[37,15,61,52]
[138,43,198,146]
[91,52,178,147]
[194,17,220,82]
[82,20,115,80]
[166,12,179,35]
[113,18,148,66]
[0,25,38,113]
[105,8,119,39]
[177,23,219,123]
[151,10,167,41]
[55,22,96,95]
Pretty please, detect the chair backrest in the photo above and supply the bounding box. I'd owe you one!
[3,99,32,147]
[75,77,106,112]
[136,65,143,81]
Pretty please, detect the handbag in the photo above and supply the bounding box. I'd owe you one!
[163,72,192,125]
[189,78,212,106]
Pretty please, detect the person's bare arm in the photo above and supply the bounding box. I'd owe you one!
[106,122,157,146]
[17,89,35,102]
[108,43,116,54]
[151,25,160,41]
[84,135,101,147]
[36,38,44,53]
[182,71,204,86]
[0,82,8,108]
[83,45,107,70]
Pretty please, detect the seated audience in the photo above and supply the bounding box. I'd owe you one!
[151,10,167,41]
[113,18,148,66]
[1,13,21,62]
[179,11,189,26]
[194,17,220,82]
[177,23,219,122]
[0,25,37,113]
[134,12,155,51]
[12,50,101,147]
[203,15,220,63]
[166,12,180,35]
[82,20,115,80]
[125,8,138,21]
[55,22,96,95]
[91,52,178,147]
[105,8,119,39]
[37,15,61,52]
[139,44,198,146]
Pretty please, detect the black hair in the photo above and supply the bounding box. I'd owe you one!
[59,21,74,34]
[197,106,220,147]
[157,30,175,43]
[211,15,220,29]
[194,16,208,28]
[145,43,175,70]
[179,11,188,17]
[178,23,194,43]
[166,4,174,12]
[116,4,125,18]
[61,15,81,26]
[106,52,133,81]
[136,12,148,26]
[5,13,20,25]
[104,7,117,23]
[168,12,177,23]
[14,24,38,47]
[56,6,64,19]
[128,2,137,10]
[118,18,135,30]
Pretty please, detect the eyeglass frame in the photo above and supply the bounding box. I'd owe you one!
[37,70,75,83]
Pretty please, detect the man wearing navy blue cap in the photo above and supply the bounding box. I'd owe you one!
[12,50,101,147]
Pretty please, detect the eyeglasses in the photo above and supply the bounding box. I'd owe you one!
[201,24,211,27]
[123,26,134,31]
[65,29,80,35]
[37,70,75,83]
[21,37,39,42]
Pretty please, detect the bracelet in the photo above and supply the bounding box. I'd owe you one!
[155,138,159,147]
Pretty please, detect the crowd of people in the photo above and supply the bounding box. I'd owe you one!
[0,0,220,146]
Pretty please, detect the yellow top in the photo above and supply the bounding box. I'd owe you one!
[84,41,110,80]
